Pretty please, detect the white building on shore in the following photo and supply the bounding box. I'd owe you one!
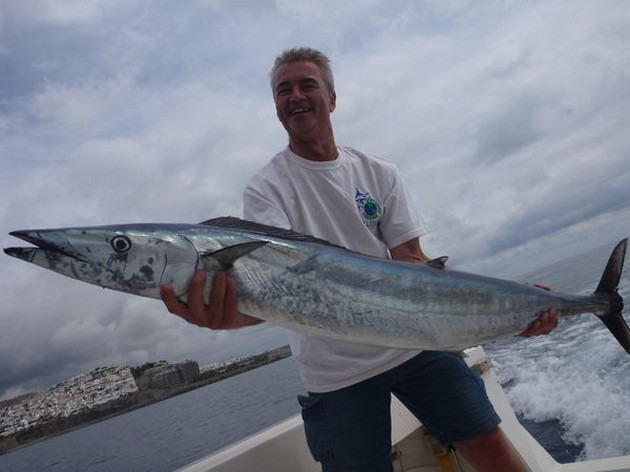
[0,366,138,438]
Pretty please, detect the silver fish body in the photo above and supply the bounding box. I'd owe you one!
[5,217,629,353]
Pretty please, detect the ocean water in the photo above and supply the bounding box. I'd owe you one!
[486,240,630,461]
[1,241,628,470]
[0,358,304,472]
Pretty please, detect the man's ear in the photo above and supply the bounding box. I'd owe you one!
[329,90,337,112]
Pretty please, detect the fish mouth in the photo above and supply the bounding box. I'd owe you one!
[5,230,88,263]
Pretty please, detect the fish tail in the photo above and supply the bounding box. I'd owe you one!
[594,238,630,354]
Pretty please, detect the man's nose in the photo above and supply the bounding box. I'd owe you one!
[288,86,305,100]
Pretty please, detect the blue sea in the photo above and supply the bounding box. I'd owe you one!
[1,241,629,471]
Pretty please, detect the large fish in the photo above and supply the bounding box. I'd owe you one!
[4,217,629,353]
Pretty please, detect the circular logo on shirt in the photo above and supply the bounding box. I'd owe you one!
[355,187,382,222]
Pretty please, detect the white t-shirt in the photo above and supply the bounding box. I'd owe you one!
[243,145,430,392]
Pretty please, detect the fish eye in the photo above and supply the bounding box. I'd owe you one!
[111,235,132,253]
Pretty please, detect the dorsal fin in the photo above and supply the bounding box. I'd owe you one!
[426,256,449,270]
[199,216,348,249]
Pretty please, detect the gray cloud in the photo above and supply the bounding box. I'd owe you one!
[1,0,629,399]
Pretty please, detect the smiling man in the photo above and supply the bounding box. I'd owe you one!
[161,47,558,472]
[273,59,337,161]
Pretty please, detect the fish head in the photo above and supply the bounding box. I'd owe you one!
[5,225,200,297]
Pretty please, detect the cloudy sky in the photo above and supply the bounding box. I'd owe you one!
[1,0,629,401]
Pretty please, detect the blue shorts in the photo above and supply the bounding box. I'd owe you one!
[298,351,501,472]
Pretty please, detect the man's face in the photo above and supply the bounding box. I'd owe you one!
[273,61,336,140]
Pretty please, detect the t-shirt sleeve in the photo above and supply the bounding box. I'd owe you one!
[243,182,291,229]
[378,168,430,249]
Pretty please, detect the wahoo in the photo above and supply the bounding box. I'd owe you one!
[4,217,629,353]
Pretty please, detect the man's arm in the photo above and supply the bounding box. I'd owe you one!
[160,271,264,330]
[389,238,431,263]
[390,237,558,337]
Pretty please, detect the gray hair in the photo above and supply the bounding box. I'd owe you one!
[269,47,335,93]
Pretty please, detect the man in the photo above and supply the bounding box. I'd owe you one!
[161,47,558,471]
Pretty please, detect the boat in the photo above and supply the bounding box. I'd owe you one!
[176,346,629,472]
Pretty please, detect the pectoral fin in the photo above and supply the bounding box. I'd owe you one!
[201,241,268,270]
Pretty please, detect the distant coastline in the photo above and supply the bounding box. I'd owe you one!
[0,345,292,455]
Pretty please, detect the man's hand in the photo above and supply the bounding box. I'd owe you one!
[519,308,559,337]
[519,283,559,337]
[160,271,263,329]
